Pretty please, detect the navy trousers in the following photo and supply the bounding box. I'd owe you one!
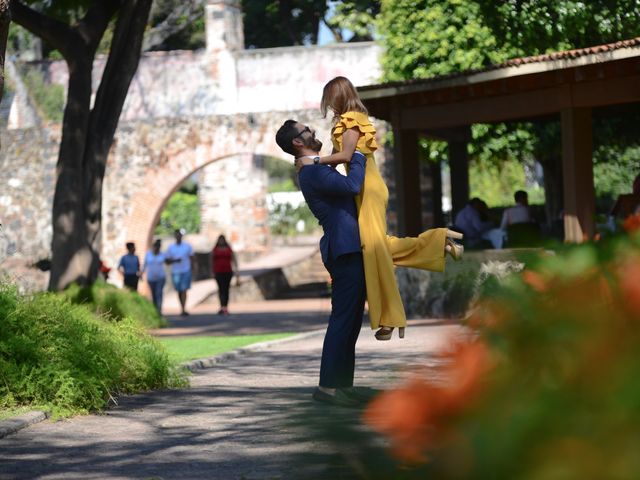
[319,252,366,388]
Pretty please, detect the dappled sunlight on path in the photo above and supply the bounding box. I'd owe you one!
[1,317,462,479]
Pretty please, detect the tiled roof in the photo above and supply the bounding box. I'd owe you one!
[359,37,640,91]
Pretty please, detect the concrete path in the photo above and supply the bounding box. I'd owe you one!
[0,317,461,480]
[155,297,333,337]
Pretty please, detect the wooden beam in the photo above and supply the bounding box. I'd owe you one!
[561,107,595,242]
[398,74,640,129]
[402,85,571,129]
[428,160,444,227]
[393,125,422,236]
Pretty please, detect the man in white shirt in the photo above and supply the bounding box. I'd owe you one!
[166,229,194,316]
[500,190,532,230]
[142,239,167,314]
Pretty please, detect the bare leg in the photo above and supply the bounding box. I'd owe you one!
[178,291,188,315]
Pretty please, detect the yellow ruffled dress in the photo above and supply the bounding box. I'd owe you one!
[332,111,447,330]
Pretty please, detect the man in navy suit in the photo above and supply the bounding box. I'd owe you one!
[276,119,366,407]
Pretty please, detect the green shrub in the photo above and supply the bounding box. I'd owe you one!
[21,68,65,123]
[62,280,166,329]
[0,285,186,418]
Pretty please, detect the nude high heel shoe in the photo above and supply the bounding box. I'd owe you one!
[375,326,405,341]
[445,239,464,261]
[445,229,464,261]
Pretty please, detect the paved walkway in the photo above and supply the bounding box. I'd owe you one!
[0,304,461,479]
[155,297,333,337]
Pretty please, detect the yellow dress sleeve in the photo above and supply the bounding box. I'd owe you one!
[331,111,378,154]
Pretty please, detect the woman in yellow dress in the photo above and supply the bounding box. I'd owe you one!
[297,76,463,340]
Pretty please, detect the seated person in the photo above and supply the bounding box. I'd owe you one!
[611,174,640,221]
[500,190,541,247]
[501,190,532,230]
[454,197,501,248]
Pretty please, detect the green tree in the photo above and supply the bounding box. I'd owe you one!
[324,0,379,42]
[242,0,327,48]
[12,0,153,290]
[377,0,506,82]
[476,0,640,56]
[377,0,640,220]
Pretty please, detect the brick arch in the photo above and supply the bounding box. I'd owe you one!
[115,110,324,268]
[123,151,250,258]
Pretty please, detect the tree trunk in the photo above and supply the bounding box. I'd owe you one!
[83,0,153,278]
[12,0,152,291]
[0,0,10,108]
[51,0,152,291]
[533,121,563,234]
[49,54,97,290]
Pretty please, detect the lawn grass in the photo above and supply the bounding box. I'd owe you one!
[159,333,296,363]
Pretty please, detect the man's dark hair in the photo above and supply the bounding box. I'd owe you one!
[514,190,528,203]
[126,242,135,250]
[275,119,300,156]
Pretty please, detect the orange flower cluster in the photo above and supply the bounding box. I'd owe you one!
[617,255,640,317]
[623,213,640,233]
[363,338,492,463]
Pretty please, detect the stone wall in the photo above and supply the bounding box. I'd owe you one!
[1,5,388,283]
[198,153,270,254]
[0,127,59,261]
[25,42,382,124]
[0,109,390,285]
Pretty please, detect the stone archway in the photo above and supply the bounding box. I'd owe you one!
[102,110,326,270]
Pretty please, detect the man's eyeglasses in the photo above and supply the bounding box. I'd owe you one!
[293,126,311,139]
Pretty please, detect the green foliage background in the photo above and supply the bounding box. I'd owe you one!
[155,191,200,237]
[377,0,640,210]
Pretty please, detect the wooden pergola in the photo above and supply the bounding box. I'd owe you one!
[358,38,640,242]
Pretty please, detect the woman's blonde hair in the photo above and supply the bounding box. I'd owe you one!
[320,76,368,121]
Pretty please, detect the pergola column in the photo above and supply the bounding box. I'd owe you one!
[448,135,470,217]
[393,125,422,236]
[561,107,595,242]
[427,160,444,227]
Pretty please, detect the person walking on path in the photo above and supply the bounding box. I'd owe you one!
[166,229,194,317]
[211,234,238,315]
[118,242,141,291]
[277,119,367,407]
[142,239,167,313]
[295,76,463,341]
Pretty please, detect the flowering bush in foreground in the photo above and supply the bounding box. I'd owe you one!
[364,232,640,478]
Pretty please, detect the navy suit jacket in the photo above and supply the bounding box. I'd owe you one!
[298,152,366,265]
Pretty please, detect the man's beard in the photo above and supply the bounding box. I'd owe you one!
[304,136,323,152]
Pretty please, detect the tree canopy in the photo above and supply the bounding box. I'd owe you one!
[377,0,640,210]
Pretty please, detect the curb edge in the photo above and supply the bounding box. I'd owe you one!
[181,328,326,372]
[0,410,49,439]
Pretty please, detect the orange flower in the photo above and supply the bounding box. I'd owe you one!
[363,339,492,463]
[623,213,640,233]
[522,270,548,292]
[618,257,640,316]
